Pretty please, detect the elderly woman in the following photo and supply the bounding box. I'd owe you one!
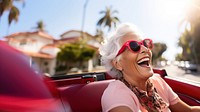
[99,23,200,112]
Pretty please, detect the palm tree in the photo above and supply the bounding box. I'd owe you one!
[97,6,120,31]
[179,0,200,64]
[33,20,46,32]
[0,0,24,26]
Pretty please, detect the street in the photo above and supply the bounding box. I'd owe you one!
[160,64,200,85]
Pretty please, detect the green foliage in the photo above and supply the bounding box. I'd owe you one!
[57,42,95,62]
[79,46,96,61]
[56,41,96,72]
[57,43,79,62]
[175,53,183,61]
[178,0,200,64]
[177,30,192,61]
[152,42,167,65]
[55,65,66,72]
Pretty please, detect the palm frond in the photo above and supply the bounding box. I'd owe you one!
[0,0,12,17]
[97,17,105,26]
[8,6,19,25]
[97,6,120,31]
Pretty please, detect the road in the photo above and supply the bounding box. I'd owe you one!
[160,64,200,85]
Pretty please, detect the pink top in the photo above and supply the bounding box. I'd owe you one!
[101,74,180,112]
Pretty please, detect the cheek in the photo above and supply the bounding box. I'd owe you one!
[120,51,137,66]
[124,50,137,60]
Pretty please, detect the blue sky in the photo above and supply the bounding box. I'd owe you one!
[0,0,190,60]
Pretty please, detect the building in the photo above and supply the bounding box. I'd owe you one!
[5,30,101,76]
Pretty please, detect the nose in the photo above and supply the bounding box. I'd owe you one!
[140,45,149,53]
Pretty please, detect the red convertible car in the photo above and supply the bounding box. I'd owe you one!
[0,40,200,112]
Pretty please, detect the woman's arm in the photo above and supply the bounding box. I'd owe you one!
[170,100,200,112]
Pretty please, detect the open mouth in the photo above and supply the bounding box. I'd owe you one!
[137,57,150,67]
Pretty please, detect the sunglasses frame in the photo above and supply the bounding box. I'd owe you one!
[116,38,153,57]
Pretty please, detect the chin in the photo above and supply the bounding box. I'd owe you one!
[148,68,154,76]
[143,69,154,78]
[149,72,154,77]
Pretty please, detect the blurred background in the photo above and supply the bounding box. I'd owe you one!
[0,0,200,84]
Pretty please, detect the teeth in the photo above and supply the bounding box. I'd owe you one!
[137,58,149,64]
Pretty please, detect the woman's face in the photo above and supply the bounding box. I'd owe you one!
[116,33,154,80]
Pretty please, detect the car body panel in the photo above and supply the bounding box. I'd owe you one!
[0,41,70,112]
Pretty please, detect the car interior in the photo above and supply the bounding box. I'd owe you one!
[50,69,200,112]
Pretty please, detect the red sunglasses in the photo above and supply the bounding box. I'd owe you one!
[116,39,153,57]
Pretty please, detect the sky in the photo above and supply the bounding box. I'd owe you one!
[0,0,191,61]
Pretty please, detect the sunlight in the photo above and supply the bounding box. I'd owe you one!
[157,0,191,21]
[179,21,191,33]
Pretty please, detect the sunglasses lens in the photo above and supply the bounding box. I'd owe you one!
[143,39,153,49]
[129,41,140,52]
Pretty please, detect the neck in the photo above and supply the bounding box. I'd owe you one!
[123,75,149,91]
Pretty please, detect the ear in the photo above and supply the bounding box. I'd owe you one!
[112,59,123,71]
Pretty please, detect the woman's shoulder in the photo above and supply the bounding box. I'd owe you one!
[102,80,140,112]
[105,80,129,93]
[150,73,165,83]
[103,80,138,100]
[150,73,169,90]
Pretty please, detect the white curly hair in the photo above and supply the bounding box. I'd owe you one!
[99,23,145,78]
